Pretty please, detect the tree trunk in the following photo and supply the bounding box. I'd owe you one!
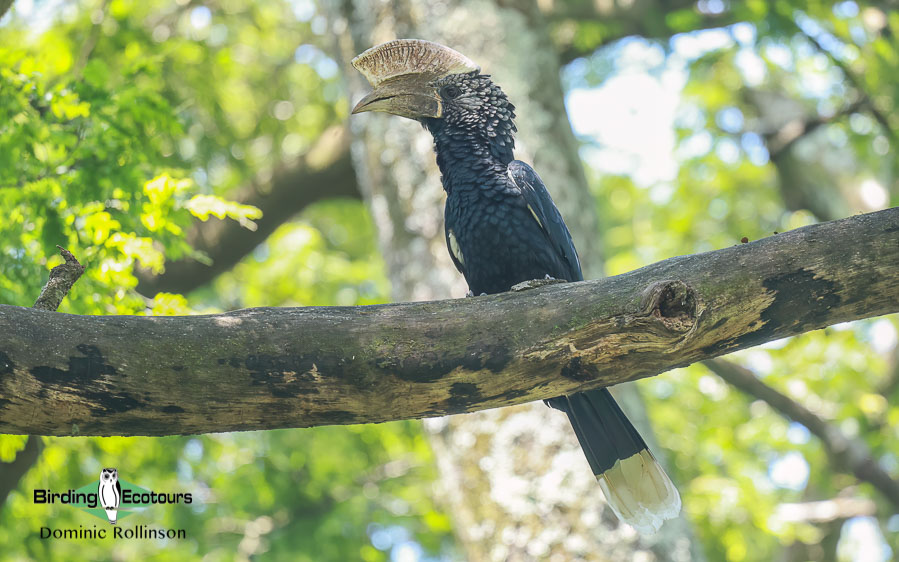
[0,1,14,22]
[330,1,702,558]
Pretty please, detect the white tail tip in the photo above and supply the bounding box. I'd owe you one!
[597,449,682,534]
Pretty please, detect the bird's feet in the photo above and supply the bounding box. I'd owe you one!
[465,290,487,297]
[511,276,568,292]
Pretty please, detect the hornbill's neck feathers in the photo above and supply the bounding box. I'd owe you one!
[425,72,517,171]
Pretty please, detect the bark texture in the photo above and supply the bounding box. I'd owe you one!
[1,209,894,430]
[32,247,85,311]
[0,246,83,508]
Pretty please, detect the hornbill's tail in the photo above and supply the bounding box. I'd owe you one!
[547,388,681,534]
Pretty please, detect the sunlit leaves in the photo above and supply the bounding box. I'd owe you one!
[200,200,389,310]
[185,194,262,227]
[0,436,29,463]
[107,232,165,273]
[0,60,241,314]
[147,292,191,315]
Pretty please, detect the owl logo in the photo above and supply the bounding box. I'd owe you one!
[98,468,122,525]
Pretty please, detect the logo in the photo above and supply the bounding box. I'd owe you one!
[33,467,192,540]
[98,467,122,524]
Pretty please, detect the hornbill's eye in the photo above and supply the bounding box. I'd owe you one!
[441,84,461,99]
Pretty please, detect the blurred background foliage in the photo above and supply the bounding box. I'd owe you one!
[0,0,897,560]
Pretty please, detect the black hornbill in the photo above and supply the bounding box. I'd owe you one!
[351,39,680,533]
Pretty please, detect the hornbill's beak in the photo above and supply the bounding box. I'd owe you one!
[351,39,479,120]
[351,73,442,118]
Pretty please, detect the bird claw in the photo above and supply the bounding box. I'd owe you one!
[511,276,568,292]
[465,290,487,297]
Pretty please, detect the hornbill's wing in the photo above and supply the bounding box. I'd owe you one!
[510,162,681,531]
[508,160,583,282]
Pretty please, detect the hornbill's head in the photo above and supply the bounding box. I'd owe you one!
[351,39,515,139]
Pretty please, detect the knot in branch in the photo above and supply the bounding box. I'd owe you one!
[642,280,698,333]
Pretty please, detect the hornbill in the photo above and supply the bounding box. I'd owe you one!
[351,39,680,533]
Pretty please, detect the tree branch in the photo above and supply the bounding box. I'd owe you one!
[71,0,110,79]
[136,125,359,296]
[0,435,42,505]
[1,208,897,436]
[774,497,876,524]
[547,1,740,64]
[0,0,14,21]
[751,93,866,221]
[799,29,898,146]
[33,246,85,311]
[705,356,899,511]
[763,98,866,160]
[0,246,84,505]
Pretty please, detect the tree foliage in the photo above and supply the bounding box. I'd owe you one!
[562,2,899,560]
[0,1,449,560]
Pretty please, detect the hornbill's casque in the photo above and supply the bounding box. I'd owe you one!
[351,39,680,533]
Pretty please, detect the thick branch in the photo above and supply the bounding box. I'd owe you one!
[0,0,13,21]
[546,0,739,64]
[774,497,876,524]
[0,436,42,505]
[775,494,870,561]
[0,246,83,504]
[1,208,897,436]
[136,126,359,296]
[705,357,899,510]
